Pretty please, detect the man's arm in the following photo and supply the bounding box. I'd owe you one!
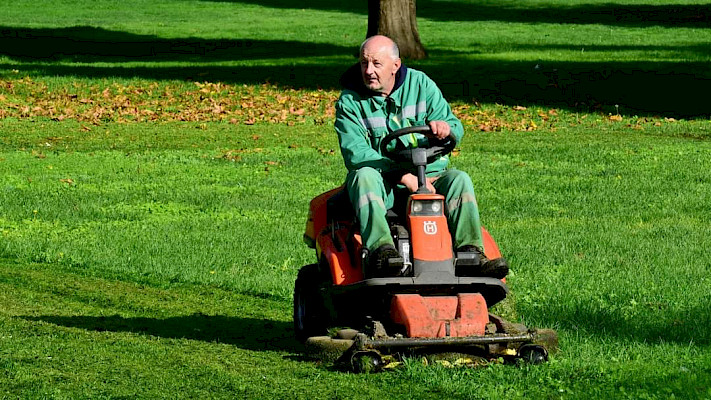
[335,94,394,172]
[399,74,464,193]
[424,77,464,144]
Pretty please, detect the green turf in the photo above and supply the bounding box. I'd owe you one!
[1,0,711,398]
[2,120,710,399]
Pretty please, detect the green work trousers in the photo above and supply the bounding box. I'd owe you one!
[346,167,483,252]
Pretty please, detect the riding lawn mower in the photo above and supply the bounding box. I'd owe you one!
[295,126,557,372]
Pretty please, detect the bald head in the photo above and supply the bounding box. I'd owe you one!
[360,35,400,61]
[359,35,402,96]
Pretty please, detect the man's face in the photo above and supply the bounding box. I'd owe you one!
[360,45,401,96]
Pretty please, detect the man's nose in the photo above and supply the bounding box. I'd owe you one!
[365,62,375,75]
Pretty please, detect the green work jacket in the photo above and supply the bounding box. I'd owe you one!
[335,65,464,180]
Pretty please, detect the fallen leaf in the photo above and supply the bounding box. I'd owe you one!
[383,361,403,369]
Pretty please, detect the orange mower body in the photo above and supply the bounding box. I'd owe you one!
[295,186,557,371]
[295,126,556,371]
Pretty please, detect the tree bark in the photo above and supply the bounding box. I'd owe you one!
[367,0,427,60]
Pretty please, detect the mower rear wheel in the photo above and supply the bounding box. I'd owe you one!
[293,263,331,342]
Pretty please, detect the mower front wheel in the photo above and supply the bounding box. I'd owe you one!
[518,344,548,364]
[350,350,384,373]
[293,263,331,342]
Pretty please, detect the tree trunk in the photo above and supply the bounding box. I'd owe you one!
[367,0,427,60]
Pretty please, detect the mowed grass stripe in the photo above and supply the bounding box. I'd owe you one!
[0,259,426,399]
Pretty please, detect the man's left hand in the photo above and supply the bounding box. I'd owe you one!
[400,173,438,193]
[428,121,451,140]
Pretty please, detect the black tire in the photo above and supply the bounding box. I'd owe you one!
[350,351,383,373]
[293,264,331,342]
[518,344,548,364]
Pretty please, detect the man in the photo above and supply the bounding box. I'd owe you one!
[334,35,508,279]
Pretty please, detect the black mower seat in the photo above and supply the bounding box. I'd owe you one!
[326,188,354,223]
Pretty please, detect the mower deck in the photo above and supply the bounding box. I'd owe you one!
[304,318,558,372]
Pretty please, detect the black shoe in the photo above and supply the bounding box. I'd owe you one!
[456,245,509,279]
[369,244,404,278]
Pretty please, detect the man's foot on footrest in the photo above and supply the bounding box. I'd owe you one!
[369,244,404,277]
[456,245,509,279]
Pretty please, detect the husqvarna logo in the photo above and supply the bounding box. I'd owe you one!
[423,221,438,235]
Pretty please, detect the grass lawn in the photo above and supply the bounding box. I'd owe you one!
[1,0,711,398]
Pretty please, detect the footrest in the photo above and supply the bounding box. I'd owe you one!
[455,251,481,267]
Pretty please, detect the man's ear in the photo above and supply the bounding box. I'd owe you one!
[392,58,401,74]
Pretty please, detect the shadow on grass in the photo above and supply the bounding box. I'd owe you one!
[24,304,709,352]
[421,58,711,117]
[24,314,300,352]
[421,1,711,28]
[14,59,708,117]
[2,26,710,117]
[533,303,711,346]
[0,26,350,62]
[209,0,711,28]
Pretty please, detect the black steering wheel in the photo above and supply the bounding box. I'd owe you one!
[379,125,456,165]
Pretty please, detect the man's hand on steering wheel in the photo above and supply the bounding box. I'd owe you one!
[380,124,456,194]
[428,120,451,140]
[380,124,456,165]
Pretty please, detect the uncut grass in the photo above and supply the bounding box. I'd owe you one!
[2,121,711,398]
[461,131,711,344]
[0,124,341,299]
